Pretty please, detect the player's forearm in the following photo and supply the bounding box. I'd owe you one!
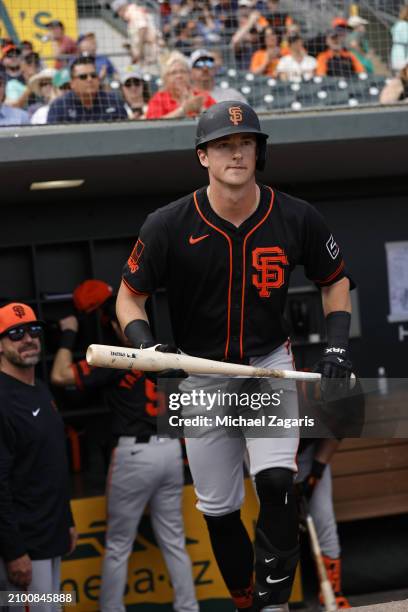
[50,349,75,386]
[116,281,149,331]
[321,277,351,316]
[314,439,340,464]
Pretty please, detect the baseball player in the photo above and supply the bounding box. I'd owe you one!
[116,101,354,612]
[297,439,350,609]
[50,280,198,612]
[0,303,76,612]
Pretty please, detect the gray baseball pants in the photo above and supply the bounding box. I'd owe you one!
[99,436,198,612]
[296,444,341,558]
[181,343,300,516]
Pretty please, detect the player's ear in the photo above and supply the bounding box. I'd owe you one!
[0,339,4,356]
[196,147,209,169]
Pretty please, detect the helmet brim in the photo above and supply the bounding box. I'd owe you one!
[196,126,269,149]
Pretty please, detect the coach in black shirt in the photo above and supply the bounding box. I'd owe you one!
[47,55,127,124]
[0,303,76,607]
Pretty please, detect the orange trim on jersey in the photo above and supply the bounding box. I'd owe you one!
[240,187,275,359]
[122,276,150,297]
[193,190,234,360]
[79,359,91,377]
[71,363,83,390]
[314,260,345,285]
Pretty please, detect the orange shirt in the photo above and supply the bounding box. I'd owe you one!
[146,89,215,119]
[316,49,364,76]
[250,49,280,76]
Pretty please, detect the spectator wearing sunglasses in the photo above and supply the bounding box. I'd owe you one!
[47,56,127,124]
[146,51,215,119]
[0,303,77,608]
[0,69,29,125]
[189,48,247,103]
[120,67,150,119]
[1,44,23,82]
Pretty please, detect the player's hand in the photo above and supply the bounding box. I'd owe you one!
[141,343,187,380]
[183,94,205,116]
[59,315,79,333]
[68,526,78,555]
[298,459,326,501]
[314,347,353,402]
[7,554,32,587]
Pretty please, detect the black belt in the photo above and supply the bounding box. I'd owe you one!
[135,434,152,443]
[223,356,251,365]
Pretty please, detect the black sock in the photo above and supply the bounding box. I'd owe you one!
[204,510,254,608]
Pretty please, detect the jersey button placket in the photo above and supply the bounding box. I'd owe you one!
[229,235,244,360]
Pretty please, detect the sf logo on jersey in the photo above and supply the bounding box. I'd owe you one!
[128,238,145,273]
[252,247,289,298]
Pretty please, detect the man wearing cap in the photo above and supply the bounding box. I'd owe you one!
[316,29,364,77]
[51,280,199,612]
[47,55,127,124]
[190,48,247,103]
[77,32,117,82]
[1,44,23,82]
[0,303,76,610]
[46,20,77,69]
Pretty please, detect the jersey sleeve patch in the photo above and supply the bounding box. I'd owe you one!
[127,238,145,273]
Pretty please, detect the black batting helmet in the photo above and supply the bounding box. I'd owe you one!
[195,100,269,170]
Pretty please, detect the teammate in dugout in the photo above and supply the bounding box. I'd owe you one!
[0,303,76,612]
[50,279,198,612]
[116,101,355,612]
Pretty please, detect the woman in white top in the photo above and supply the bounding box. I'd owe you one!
[276,33,317,81]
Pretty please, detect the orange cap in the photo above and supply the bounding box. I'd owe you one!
[332,17,348,28]
[0,303,38,336]
[73,280,113,313]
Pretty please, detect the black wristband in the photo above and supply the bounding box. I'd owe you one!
[60,329,77,351]
[310,459,326,480]
[124,319,155,348]
[326,311,351,349]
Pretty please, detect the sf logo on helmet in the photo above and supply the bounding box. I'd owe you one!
[229,106,243,126]
[13,305,26,319]
[252,247,289,298]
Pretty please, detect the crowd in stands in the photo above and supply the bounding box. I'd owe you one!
[0,0,407,126]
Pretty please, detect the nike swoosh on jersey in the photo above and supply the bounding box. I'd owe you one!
[265,557,276,563]
[189,234,210,245]
[32,408,40,417]
[258,592,268,597]
[266,575,289,584]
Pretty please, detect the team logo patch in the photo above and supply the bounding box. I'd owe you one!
[229,105,243,126]
[13,304,26,318]
[326,234,340,260]
[128,238,145,273]
[252,247,289,298]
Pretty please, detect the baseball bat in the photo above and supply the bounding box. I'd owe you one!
[86,344,355,384]
[305,510,338,611]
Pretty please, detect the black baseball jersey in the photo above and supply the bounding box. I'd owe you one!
[0,372,73,562]
[122,185,350,362]
[71,360,159,438]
